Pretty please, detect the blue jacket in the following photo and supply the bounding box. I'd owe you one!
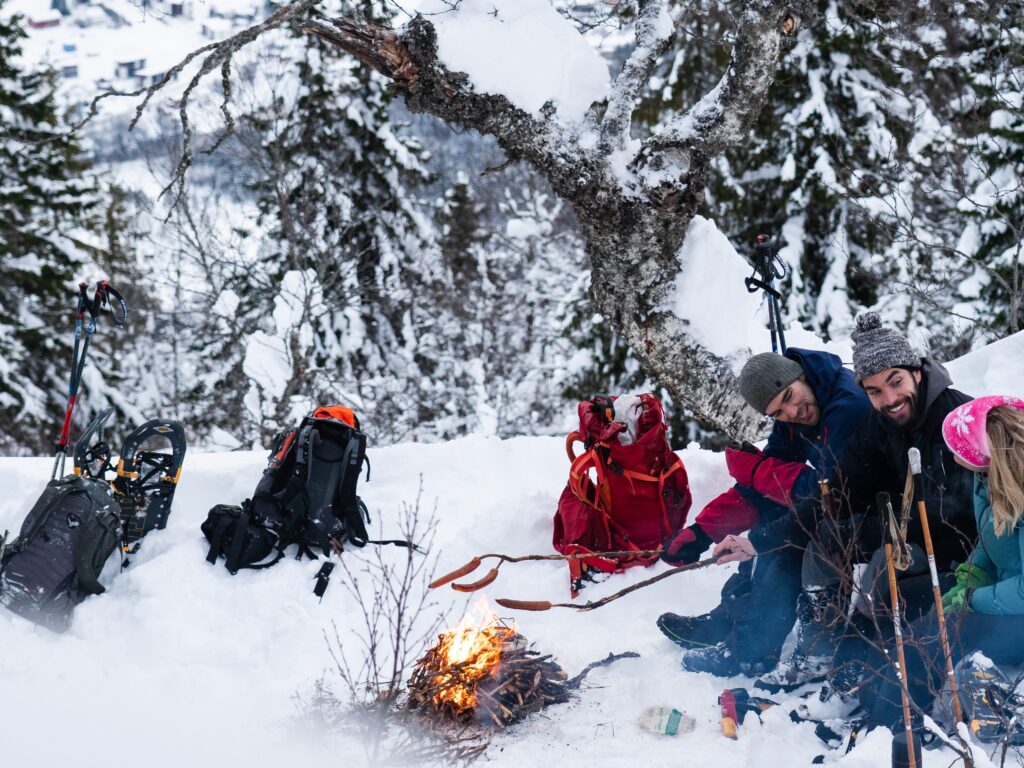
[744,348,873,549]
[762,348,874,501]
[969,476,1024,615]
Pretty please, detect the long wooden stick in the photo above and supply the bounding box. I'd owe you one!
[429,548,664,590]
[879,492,917,768]
[496,555,721,612]
[908,450,972,767]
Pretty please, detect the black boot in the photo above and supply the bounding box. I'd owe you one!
[680,640,771,677]
[657,604,731,649]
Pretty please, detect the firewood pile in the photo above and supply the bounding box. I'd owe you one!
[408,619,570,729]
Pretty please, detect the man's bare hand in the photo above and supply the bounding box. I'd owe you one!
[713,535,757,564]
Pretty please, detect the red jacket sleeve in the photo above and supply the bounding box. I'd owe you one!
[749,455,809,508]
[694,487,760,542]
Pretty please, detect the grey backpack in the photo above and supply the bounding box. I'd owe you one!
[0,476,122,632]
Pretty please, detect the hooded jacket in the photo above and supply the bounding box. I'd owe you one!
[696,348,872,542]
[838,358,976,569]
[969,476,1024,615]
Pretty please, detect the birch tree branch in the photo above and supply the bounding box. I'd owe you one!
[635,1,806,196]
[599,0,675,154]
[304,15,604,203]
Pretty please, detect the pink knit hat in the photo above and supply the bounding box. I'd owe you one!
[942,395,1024,469]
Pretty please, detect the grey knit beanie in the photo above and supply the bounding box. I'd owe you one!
[738,353,804,414]
[851,312,920,381]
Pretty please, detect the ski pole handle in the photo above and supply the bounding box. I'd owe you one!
[93,281,128,328]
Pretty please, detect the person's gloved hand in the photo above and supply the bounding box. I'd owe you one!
[940,562,995,614]
[941,583,972,615]
[713,534,757,564]
[662,524,712,565]
[955,561,996,590]
[725,443,766,488]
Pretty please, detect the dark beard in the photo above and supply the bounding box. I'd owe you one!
[884,392,919,428]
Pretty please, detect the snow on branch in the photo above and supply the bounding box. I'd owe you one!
[599,0,675,154]
[634,1,805,195]
[304,15,602,203]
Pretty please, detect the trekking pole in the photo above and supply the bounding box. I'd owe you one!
[430,548,665,593]
[878,492,918,768]
[908,448,973,766]
[744,234,788,354]
[51,281,128,479]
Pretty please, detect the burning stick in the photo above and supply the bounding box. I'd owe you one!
[408,611,638,730]
[429,549,664,592]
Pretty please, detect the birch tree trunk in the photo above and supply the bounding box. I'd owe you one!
[305,1,813,438]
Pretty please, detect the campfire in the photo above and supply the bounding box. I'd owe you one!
[408,603,570,729]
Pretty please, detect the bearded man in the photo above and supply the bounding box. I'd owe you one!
[761,312,978,693]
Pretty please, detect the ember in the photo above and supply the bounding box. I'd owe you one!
[409,605,570,729]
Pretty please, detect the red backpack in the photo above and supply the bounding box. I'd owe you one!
[552,394,691,596]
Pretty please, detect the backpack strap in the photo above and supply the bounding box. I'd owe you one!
[334,436,368,546]
[72,479,122,596]
[567,444,612,513]
[206,509,239,565]
[224,507,251,574]
[74,508,120,596]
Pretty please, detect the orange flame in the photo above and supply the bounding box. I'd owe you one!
[431,600,516,713]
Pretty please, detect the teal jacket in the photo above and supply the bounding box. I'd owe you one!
[969,476,1024,615]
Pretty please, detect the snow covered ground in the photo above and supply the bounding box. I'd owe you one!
[3,334,1023,768]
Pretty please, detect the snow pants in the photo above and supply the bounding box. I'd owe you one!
[721,540,804,671]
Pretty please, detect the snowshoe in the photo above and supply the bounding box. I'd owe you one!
[113,419,187,550]
[939,651,1024,746]
[72,408,116,479]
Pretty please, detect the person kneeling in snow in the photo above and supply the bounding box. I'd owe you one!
[860,397,1024,735]
[657,347,872,677]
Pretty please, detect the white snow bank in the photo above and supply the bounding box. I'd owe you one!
[669,216,851,373]
[1,335,1018,767]
[417,0,609,123]
[1,427,987,767]
[0,437,848,767]
[947,329,1024,399]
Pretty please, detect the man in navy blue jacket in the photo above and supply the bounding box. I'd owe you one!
[657,348,873,677]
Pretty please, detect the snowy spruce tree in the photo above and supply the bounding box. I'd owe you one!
[947,2,1024,341]
[188,0,465,446]
[631,1,1024,357]
[434,173,591,437]
[0,3,104,454]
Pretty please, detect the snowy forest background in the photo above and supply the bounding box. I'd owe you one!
[2,0,1022,456]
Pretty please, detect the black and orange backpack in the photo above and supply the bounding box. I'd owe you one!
[203,406,377,573]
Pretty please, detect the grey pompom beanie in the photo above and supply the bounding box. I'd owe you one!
[851,312,920,381]
[738,353,803,414]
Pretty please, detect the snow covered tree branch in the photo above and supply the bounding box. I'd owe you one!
[304,1,812,438]
[305,14,600,203]
[95,0,811,438]
[598,0,674,154]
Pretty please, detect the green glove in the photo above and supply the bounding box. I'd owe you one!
[955,561,996,590]
[941,584,972,614]
[940,562,996,614]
